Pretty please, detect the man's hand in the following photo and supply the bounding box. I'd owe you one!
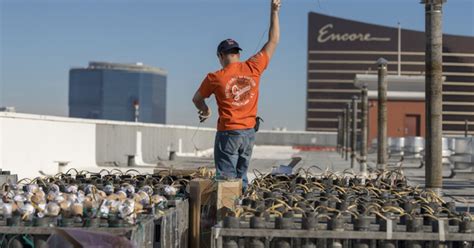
[193,90,212,122]
[198,108,211,123]
[271,0,281,12]
[262,0,281,60]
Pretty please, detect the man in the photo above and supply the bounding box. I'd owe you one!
[192,0,281,190]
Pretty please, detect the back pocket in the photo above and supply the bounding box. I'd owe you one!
[220,132,241,154]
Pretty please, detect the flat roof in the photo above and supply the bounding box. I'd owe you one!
[367,90,425,100]
[72,61,167,75]
[354,74,427,92]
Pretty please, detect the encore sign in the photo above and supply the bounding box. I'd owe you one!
[317,24,391,43]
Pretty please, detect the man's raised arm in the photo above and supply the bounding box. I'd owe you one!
[262,0,281,60]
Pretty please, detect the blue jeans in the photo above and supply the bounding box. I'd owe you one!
[214,128,255,190]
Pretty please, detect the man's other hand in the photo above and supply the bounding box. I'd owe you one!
[198,109,211,123]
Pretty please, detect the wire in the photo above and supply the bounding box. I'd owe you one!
[191,121,203,152]
[253,29,268,55]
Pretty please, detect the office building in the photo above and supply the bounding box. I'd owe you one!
[69,61,167,123]
[307,13,474,135]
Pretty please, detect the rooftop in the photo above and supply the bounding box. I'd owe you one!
[73,61,167,75]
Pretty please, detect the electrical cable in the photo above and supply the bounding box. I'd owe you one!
[191,120,203,152]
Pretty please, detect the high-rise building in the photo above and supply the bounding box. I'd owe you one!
[69,61,167,123]
[306,13,474,135]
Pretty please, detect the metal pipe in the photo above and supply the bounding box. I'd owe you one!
[133,101,139,122]
[351,96,358,169]
[336,116,340,153]
[342,109,347,158]
[337,115,343,153]
[345,103,351,161]
[377,58,388,170]
[398,22,402,76]
[422,0,446,194]
[340,115,345,153]
[465,119,469,137]
[340,112,344,157]
[360,86,369,175]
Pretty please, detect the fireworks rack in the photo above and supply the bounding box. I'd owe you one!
[210,168,474,248]
[0,168,202,248]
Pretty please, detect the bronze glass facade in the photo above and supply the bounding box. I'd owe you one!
[307,12,474,135]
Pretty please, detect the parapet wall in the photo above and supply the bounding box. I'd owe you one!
[0,112,336,178]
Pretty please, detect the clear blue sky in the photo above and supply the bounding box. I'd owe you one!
[1,0,473,130]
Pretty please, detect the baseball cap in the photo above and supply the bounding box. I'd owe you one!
[217,39,242,54]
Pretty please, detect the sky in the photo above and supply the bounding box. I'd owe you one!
[1,0,473,130]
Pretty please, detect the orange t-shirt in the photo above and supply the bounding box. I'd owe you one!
[198,51,269,131]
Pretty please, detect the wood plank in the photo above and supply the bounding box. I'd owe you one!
[153,167,215,177]
[189,178,214,248]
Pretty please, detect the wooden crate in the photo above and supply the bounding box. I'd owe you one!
[215,180,242,222]
[189,179,242,248]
